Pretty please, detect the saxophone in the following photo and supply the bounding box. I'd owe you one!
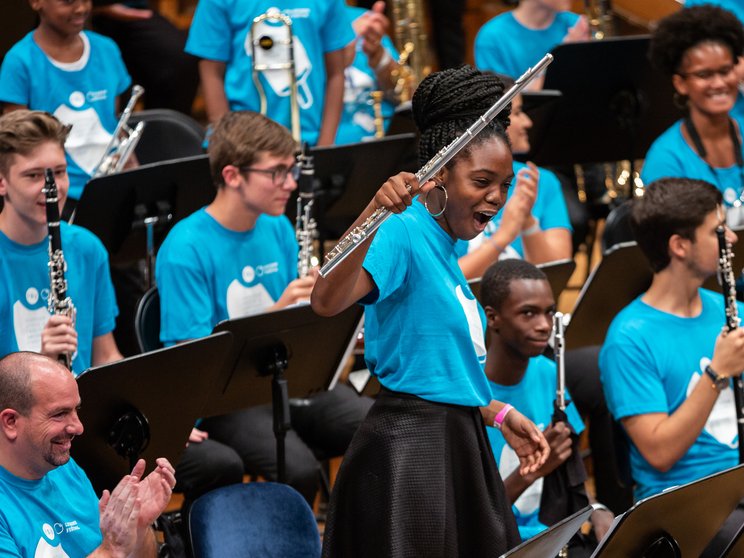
[390,0,431,103]
[716,225,744,463]
[296,144,317,278]
[43,169,76,370]
[319,54,553,277]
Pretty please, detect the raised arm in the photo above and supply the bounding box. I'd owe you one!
[311,172,434,316]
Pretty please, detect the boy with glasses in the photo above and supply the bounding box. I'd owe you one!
[156,110,372,504]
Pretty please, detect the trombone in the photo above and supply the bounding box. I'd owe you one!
[250,8,301,143]
[92,84,145,178]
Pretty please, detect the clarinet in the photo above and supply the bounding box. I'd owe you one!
[296,143,317,278]
[318,53,553,277]
[43,169,76,370]
[716,225,744,463]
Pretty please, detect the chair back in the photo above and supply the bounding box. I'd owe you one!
[130,109,205,165]
[134,286,162,354]
[601,200,635,254]
[189,482,321,558]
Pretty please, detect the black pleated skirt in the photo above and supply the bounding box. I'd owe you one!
[322,388,521,557]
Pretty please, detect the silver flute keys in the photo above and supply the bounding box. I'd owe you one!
[318,53,554,277]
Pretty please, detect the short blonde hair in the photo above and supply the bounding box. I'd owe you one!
[0,110,69,176]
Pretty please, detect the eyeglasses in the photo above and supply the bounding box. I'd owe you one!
[239,164,300,186]
[678,64,736,82]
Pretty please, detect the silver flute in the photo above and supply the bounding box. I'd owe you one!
[318,53,553,277]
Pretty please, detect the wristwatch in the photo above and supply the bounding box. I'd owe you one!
[705,364,729,392]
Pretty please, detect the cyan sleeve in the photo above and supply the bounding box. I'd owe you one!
[0,48,30,105]
[185,0,232,61]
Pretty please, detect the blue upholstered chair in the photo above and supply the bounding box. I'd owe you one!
[189,482,322,558]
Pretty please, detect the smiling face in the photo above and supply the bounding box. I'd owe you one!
[31,0,91,37]
[488,278,556,359]
[673,40,739,118]
[0,140,68,240]
[12,361,83,479]
[434,136,514,241]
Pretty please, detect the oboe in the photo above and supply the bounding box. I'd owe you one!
[296,143,317,278]
[319,53,553,277]
[43,169,76,370]
[716,224,744,463]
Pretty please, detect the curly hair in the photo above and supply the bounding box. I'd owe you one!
[649,5,744,75]
[412,65,511,167]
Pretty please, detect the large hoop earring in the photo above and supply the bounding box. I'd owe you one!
[425,184,448,218]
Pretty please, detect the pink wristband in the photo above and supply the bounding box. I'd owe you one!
[493,404,513,430]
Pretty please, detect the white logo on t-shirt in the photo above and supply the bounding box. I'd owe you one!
[688,360,738,448]
[226,279,275,318]
[34,537,70,558]
[500,443,543,515]
[242,265,256,283]
[13,299,49,352]
[244,15,314,109]
[68,91,85,108]
[455,284,487,363]
[53,104,113,175]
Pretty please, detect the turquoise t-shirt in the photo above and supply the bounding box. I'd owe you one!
[186,0,355,145]
[362,200,492,406]
[335,6,397,145]
[156,207,297,345]
[0,31,131,200]
[600,289,740,501]
[0,223,118,376]
[487,355,584,540]
[0,460,102,558]
[474,11,580,78]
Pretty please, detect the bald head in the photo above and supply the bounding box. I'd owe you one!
[0,352,69,415]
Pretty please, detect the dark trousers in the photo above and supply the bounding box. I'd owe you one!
[200,383,373,505]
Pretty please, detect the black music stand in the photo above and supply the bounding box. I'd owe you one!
[207,303,364,482]
[71,154,215,272]
[528,36,679,166]
[500,506,593,558]
[565,241,650,350]
[285,134,418,244]
[468,258,575,303]
[567,231,744,350]
[71,332,233,494]
[591,465,744,557]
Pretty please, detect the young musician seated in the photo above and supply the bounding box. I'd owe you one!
[0,109,122,374]
[0,352,176,558]
[600,177,744,550]
[155,110,373,505]
[0,0,133,212]
[0,109,244,522]
[482,259,613,549]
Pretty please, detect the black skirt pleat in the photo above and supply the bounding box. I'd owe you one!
[322,388,521,557]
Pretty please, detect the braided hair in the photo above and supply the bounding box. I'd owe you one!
[412,65,511,167]
[649,5,744,75]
